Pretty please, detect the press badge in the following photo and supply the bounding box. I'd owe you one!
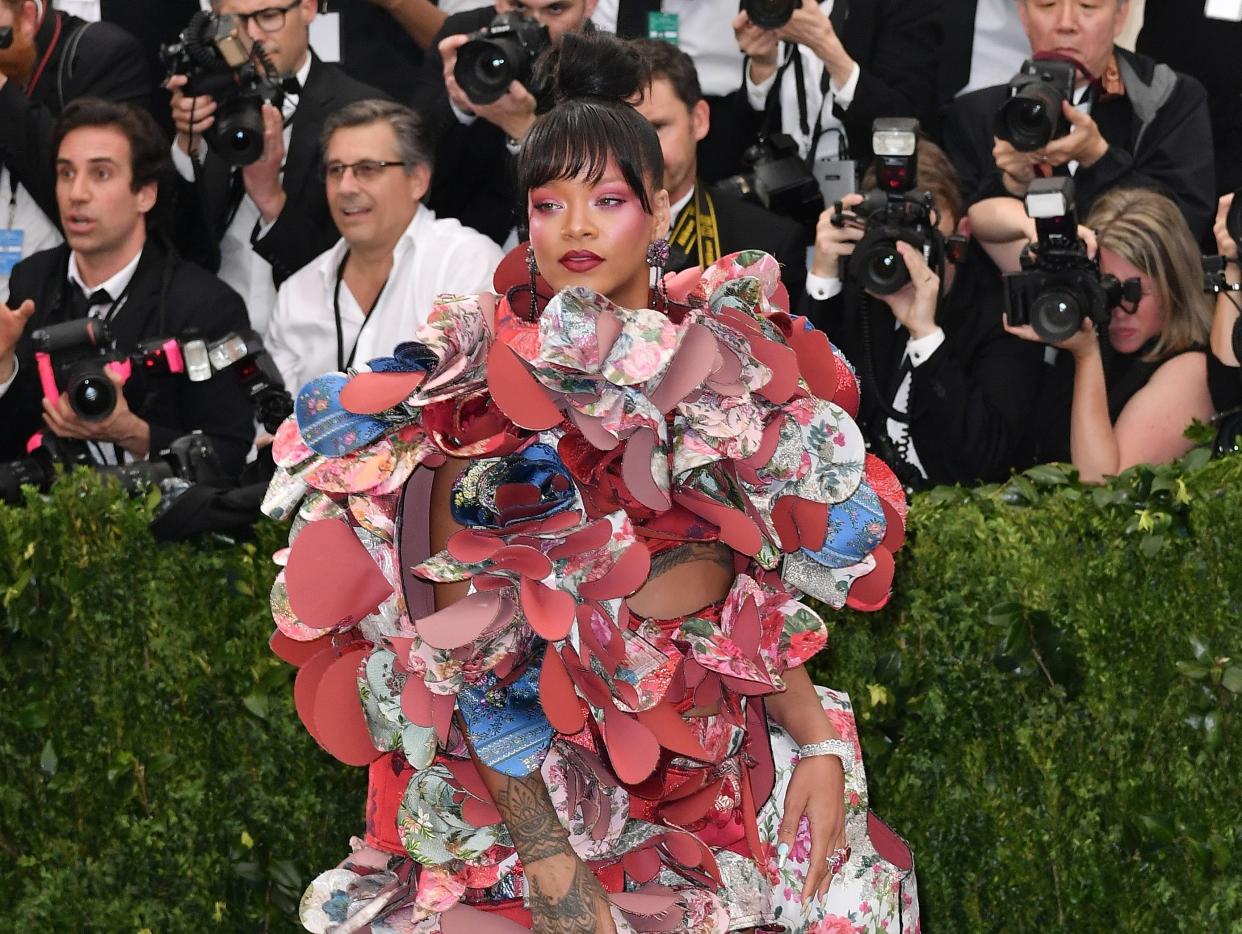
[648,11,679,44]
[1204,0,1242,22]
[813,156,858,211]
[0,229,23,277]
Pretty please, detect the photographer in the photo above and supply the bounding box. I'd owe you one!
[732,0,941,167]
[0,98,255,475]
[1004,187,1214,483]
[0,0,149,299]
[943,0,1216,242]
[631,38,806,295]
[412,0,596,245]
[804,137,1043,488]
[167,0,384,336]
[1208,193,1242,423]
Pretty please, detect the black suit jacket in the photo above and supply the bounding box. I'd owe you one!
[937,0,977,103]
[828,0,943,160]
[943,48,1216,240]
[98,0,200,133]
[173,52,385,286]
[666,187,807,296]
[414,7,517,246]
[805,241,1043,486]
[0,11,149,230]
[1,240,255,476]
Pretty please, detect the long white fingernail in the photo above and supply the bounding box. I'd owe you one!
[776,842,790,868]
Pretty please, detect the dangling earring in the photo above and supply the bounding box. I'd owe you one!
[526,244,539,320]
[647,237,670,311]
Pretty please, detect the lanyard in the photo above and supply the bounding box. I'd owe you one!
[670,184,722,270]
[333,250,390,371]
[7,171,16,229]
[25,11,62,99]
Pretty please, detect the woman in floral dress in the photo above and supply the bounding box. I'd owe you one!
[265,28,918,934]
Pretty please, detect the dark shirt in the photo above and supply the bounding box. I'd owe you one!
[805,240,1043,486]
[1,240,255,476]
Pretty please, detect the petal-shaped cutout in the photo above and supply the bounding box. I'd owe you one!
[548,519,613,560]
[661,781,724,827]
[749,337,800,404]
[738,416,784,471]
[296,373,390,457]
[462,795,503,828]
[578,544,652,601]
[787,324,838,402]
[486,341,563,430]
[446,529,503,564]
[432,692,457,746]
[339,370,427,414]
[845,545,895,612]
[637,702,711,761]
[270,629,329,667]
[622,428,671,512]
[286,520,393,630]
[416,590,514,650]
[662,829,710,868]
[293,646,338,743]
[400,672,434,727]
[792,497,829,553]
[674,491,762,556]
[567,408,621,451]
[272,416,315,469]
[623,847,663,885]
[730,596,762,658]
[879,495,906,554]
[312,647,381,766]
[492,544,553,580]
[540,641,586,734]
[602,704,659,785]
[522,577,577,642]
[649,323,719,415]
[440,904,530,934]
[770,495,799,553]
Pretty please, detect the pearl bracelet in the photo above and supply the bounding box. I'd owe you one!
[797,738,855,772]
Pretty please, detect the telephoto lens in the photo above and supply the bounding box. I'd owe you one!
[65,365,118,421]
[995,59,1076,152]
[454,12,549,105]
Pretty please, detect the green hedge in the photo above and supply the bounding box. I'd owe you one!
[2,453,1240,931]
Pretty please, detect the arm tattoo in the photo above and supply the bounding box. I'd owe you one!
[527,856,607,934]
[492,771,573,863]
[647,540,734,579]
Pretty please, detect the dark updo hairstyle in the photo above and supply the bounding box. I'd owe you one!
[517,29,664,214]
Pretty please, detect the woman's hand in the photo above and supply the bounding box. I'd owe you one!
[810,193,864,279]
[1004,315,1101,361]
[1214,193,1239,264]
[777,754,846,903]
[872,240,939,340]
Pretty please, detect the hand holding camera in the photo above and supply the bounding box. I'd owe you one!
[442,13,547,140]
[0,297,36,384]
[811,193,865,279]
[41,366,150,457]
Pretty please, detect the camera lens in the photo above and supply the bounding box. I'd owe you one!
[68,371,118,421]
[1031,288,1084,343]
[210,98,265,166]
[999,83,1065,152]
[743,0,796,30]
[854,236,912,296]
[456,38,520,105]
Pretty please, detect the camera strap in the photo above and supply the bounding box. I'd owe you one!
[23,10,61,99]
[333,250,391,371]
[669,185,722,270]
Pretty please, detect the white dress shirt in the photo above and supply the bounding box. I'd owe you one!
[266,206,504,393]
[170,55,312,340]
[742,0,860,161]
[593,0,747,97]
[886,326,944,480]
[960,0,1031,97]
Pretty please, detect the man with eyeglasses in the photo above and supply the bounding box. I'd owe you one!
[265,99,502,394]
[166,0,385,340]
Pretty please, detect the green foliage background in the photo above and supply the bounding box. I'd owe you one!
[1,453,1240,931]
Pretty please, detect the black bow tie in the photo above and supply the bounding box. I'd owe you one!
[68,283,113,319]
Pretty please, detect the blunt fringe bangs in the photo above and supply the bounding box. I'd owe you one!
[518,99,664,214]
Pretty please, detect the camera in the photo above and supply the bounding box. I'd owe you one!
[995,58,1076,152]
[160,10,286,166]
[208,330,293,434]
[31,319,199,422]
[742,0,797,29]
[1004,178,1135,343]
[0,432,223,506]
[454,12,550,106]
[833,119,941,296]
[1227,187,1242,253]
[716,132,824,227]
[0,26,12,50]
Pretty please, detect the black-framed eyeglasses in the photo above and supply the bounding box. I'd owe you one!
[232,0,302,35]
[321,159,413,183]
